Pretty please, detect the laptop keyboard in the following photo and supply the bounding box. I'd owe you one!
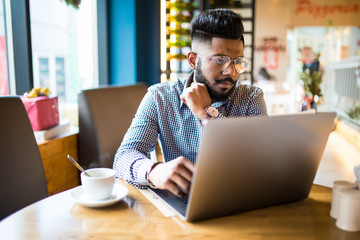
[150,188,188,217]
[179,195,189,205]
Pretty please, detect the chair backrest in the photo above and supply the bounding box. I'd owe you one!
[0,96,48,220]
[78,84,148,168]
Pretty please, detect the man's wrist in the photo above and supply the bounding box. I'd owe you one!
[146,162,162,188]
[200,111,209,126]
[137,159,156,185]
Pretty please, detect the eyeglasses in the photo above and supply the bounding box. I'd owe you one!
[193,52,248,74]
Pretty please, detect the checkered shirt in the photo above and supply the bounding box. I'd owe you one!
[113,73,268,188]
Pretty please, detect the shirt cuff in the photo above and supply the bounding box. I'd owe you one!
[137,159,156,185]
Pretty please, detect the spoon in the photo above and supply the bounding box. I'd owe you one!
[67,154,91,177]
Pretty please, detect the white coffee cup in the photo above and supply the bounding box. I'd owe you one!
[81,168,116,201]
[330,180,357,218]
[336,189,360,232]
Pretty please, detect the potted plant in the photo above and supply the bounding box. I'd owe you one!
[298,50,323,111]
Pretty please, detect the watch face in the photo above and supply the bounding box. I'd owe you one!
[207,107,219,117]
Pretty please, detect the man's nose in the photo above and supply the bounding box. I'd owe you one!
[222,61,238,79]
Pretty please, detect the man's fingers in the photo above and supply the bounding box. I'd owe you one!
[171,173,191,194]
[165,181,186,198]
[180,94,187,104]
[176,165,193,182]
[182,160,195,173]
[148,156,194,196]
[175,157,194,181]
[191,81,205,87]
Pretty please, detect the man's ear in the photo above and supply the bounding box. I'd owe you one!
[187,51,197,70]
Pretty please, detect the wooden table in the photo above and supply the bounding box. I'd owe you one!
[1,181,359,240]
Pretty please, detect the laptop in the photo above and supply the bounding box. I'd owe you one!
[149,112,336,222]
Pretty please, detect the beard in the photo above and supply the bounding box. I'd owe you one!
[195,58,237,102]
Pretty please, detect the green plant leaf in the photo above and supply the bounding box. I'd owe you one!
[64,0,81,10]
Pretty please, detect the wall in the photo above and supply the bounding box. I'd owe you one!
[109,0,161,86]
[254,0,291,83]
[254,0,360,84]
[135,0,161,86]
[109,0,137,85]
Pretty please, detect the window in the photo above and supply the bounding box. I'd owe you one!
[38,57,49,87]
[1,0,107,127]
[29,0,98,104]
[34,56,66,99]
[55,57,66,100]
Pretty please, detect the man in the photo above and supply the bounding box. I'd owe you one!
[114,9,267,198]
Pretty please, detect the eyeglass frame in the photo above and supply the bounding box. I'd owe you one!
[192,52,249,74]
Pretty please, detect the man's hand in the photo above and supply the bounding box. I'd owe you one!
[180,82,211,119]
[148,156,195,198]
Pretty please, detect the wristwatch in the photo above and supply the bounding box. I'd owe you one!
[201,106,219,126]
[205,106,219,118]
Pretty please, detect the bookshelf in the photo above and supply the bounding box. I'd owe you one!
[161,0,199,82]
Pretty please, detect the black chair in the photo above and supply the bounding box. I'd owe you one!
[0,96,48,220]
[78,84,148,169]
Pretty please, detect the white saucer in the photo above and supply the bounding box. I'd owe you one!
[70,185,128,208]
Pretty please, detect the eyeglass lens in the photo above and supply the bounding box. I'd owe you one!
[210,56,248,73]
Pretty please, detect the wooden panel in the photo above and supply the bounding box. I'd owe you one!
[38,133,80,195]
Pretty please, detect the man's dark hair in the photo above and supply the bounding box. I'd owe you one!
[190,9,245,45]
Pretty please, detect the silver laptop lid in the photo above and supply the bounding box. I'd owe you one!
[186,112,336,222]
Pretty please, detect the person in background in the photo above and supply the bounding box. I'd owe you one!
[258,67,272,81]
[114,9,267,197]
[255,67,276,94]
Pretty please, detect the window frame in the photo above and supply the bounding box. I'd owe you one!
[4,0,108,96]
[5,0,33,95]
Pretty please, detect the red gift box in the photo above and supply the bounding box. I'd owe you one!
[21,96,59,131]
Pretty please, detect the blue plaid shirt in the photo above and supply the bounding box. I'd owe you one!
[114,73,268,188]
